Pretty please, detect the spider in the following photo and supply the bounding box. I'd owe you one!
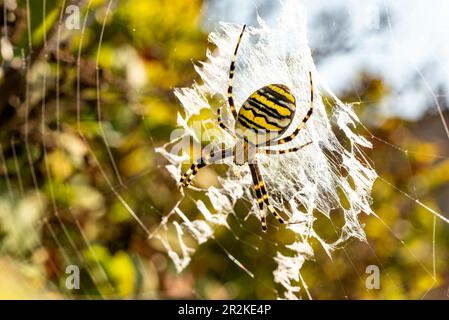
[179,25,314,231]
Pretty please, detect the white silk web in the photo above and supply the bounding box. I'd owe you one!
[155,0,377,299]
[2,0,449,299]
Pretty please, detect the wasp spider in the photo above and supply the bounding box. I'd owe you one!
[179,25,314,231]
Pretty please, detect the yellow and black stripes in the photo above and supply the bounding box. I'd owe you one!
[247,97,289,121]
[249,163,267,231]
[275,71,314,146]
[259,86,295,111]
[251,88,295,118]
[260,148,297,155]
[179,161,207,188]
[179,148,233,188]
[238,108,285,132]
[249,162,285,231]
[235,84,297,145]
[250,92,294,118]
[266,84,295,103]
[239,101,292,131]
[217,105,236,137]
[227,25,246,119]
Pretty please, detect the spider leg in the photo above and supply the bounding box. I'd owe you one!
[179,147,234,189]
[217,105,236,138]
[227,25,246,120]
[248,162,267,231]
[272,71,314,147]
[249,161,285,231]
[258,141,312,155]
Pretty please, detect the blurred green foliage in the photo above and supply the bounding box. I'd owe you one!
[0,0,448,299]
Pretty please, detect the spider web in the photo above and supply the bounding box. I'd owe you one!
[155,0,377,299]
[1,0,449,300]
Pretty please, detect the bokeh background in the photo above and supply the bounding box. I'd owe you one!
[0,0,449,299]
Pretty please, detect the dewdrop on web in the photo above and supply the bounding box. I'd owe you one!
[155,0,377,299]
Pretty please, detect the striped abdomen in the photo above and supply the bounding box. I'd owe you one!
[235,84,296,145]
